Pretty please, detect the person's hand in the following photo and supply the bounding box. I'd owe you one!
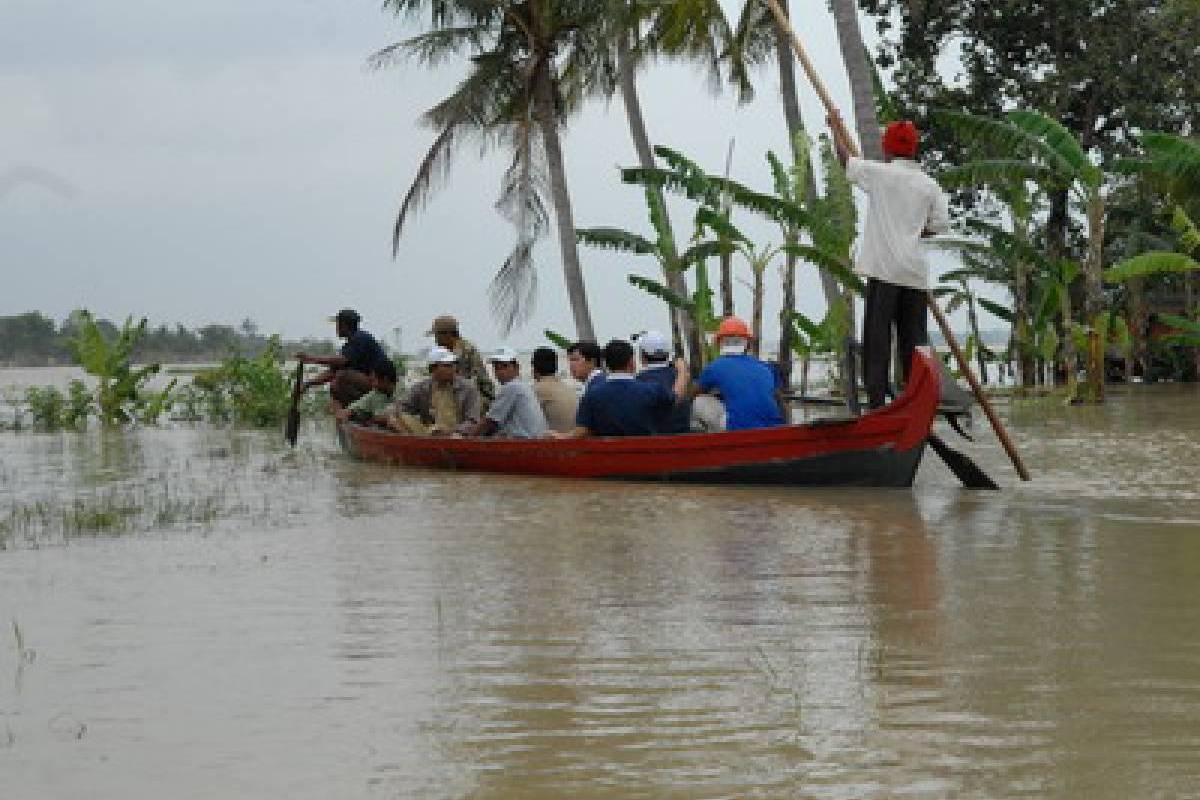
[674,357,686,372]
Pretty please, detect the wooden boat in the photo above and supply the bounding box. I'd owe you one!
[339,350,940,488]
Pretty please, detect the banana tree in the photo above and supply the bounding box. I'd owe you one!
[577,184,740,368]
[936,109,1110,401]
[68,311,175,425]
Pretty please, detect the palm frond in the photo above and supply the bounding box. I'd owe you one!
[693,207,748,244]
[488,240,538,335]
[932,109,1077,185]
[576,226,658,255]
[647,0,731,96]
[544,329,573,350]
[488,128,548,335]
[367,26,485,70]
[392,124,458,257]
[937,159,1054,191]
[783,244,864,294]
[628,275,697,312]
[977,297,1015,323]
[1005,110,1099,187]
[1103,251,1200,283]
[679,240,728,269]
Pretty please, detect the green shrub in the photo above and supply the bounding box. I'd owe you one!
[181,337,293,427]
[24,386,66,430]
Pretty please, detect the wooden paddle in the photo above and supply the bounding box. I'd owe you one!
[284,361,304,447]
[762,0,1030,484]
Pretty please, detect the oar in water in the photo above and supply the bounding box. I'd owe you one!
[284,361,304,447]
[927,432,998,490]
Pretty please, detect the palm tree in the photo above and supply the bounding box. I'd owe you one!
[374,1,603,339]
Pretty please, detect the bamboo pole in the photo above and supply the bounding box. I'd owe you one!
[762,0,1031,482]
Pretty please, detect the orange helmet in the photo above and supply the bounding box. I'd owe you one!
[714,316,754,341]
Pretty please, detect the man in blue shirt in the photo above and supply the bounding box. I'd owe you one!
[634,330,691,434]
[295,308,388,408]
[696,316,785,430]
[567,339,688,437]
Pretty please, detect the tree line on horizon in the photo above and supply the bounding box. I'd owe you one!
[0,310,337,367]
[378,0,1199,400]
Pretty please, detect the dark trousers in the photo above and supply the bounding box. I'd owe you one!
[862,278,928,409]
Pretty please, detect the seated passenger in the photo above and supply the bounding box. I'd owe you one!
[335,359,398,427]
[530,346,579,434]
[567,339,687,437]
[696,316,784,430]
[634,330,691,434]
[567,340,606,396]
[465,347,548,438]
[387,346,480,435]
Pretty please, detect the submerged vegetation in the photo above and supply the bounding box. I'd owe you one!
[3,313,330,432]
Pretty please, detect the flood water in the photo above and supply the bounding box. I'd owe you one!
[2,377,1199,799]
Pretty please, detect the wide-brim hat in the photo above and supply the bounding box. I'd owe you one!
[427,315,459,335]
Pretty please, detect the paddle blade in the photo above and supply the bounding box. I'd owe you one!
[284,407,300,447]
[928,433,999,490]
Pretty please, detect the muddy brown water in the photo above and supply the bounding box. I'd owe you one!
[2,378,1199,799]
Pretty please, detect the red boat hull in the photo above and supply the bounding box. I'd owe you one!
[340,351,940,488]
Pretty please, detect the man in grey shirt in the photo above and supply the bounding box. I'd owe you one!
[464,347,548,438]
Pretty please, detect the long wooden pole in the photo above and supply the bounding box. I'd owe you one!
[762,0,1031,482]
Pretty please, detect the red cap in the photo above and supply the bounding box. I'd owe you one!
[882,121,919,158]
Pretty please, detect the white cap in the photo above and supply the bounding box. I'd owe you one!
[637,330,670,357]
[488,345,520,364]
[426,345,458,365]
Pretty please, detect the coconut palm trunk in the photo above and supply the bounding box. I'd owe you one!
[533,57,596,341]
[829,0,883,161]
[772,5,840,391]
[616,27,694,358]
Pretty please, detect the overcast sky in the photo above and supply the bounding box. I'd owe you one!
[1,0,979,350]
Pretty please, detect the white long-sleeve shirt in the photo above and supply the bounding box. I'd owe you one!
[846,156,951,290]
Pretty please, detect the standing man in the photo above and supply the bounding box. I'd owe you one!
[530,346,579,433]
[466,347,548,438]
[295,308,387,407]
[831,119,951,409]
[567,340,606,396]
[428,315,495,407]
[634,330,691,434]
[696,316,784,430]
